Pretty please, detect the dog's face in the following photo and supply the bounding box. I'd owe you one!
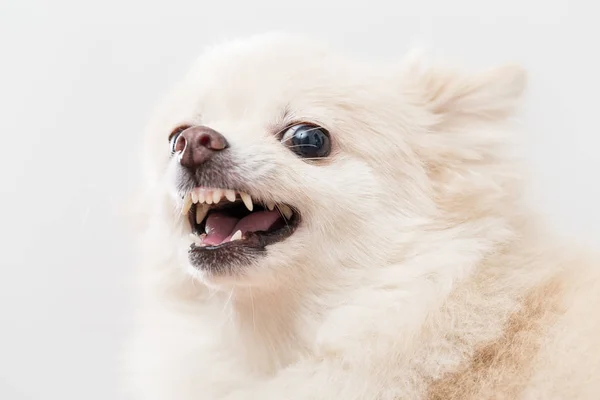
[140,33,526,290]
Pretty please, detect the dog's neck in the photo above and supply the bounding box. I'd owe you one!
[191,283,316,373]
[205,226,515,374]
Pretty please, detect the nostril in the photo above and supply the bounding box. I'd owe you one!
[196,129,228,151]
[174,135,187,153]
[199,134,211,148]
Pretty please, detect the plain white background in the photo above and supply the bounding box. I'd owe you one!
[0,0,598,399]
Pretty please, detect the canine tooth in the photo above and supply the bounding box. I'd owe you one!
[225,189,236,202]
[240,192,253,211]
[191,191,198,204]
[266,201,276,211]
[181,194,193,215]
[212,189,222,204]
[230,230,242,241]
[189,233,205,246]
[196,204,209,224]
[279,204,293,220]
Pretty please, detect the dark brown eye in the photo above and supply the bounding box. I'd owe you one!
[169,126,190,154]
[281,124,331,159]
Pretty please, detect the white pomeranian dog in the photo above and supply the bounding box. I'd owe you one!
[123,33,600,399]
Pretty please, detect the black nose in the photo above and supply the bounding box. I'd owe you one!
[174,126,228,169]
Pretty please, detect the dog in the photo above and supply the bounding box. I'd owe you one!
[123,33,600,399]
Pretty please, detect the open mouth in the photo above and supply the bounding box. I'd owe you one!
[182,188,300,251]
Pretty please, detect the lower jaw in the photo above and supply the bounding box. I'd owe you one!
[188,215,300,272]
[188,240,266,274]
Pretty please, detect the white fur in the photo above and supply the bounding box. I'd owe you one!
[123,33,600,399]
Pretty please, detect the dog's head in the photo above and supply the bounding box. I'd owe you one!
[139,33,526,291]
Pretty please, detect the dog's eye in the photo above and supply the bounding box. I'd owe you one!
[281,124,331,159]
[169,126,190,154]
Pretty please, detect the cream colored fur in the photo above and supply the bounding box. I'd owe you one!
[123,33,600,399]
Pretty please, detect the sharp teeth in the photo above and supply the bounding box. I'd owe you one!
[266,201,276,211]
[212,189,222,204]
[189,233,206,246]
[225,189,236,202]
[205,191,213,204]
[197,189,205,204]
[196,204,209,225]
[230,230,242,241]
[181,194,193,215]
[191,191,198,204]
[240,192,253,211]
[278,204,293,220]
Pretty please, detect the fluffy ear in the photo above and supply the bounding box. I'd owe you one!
[403,51,527,124]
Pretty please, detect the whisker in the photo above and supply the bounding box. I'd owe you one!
[285,144,319,149]
[271,121,321,138]
[273,124,292,138]
[221,288,234,316]
[291,157,324,161]
[249,285,256,334]
[187,273,199,292]
[207,286,219,301]
[275,205,291,230]
[280,126,324,144]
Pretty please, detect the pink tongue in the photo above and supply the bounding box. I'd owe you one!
[230,211,282,237]
[203,210,283,246]
[203,214,238,246]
